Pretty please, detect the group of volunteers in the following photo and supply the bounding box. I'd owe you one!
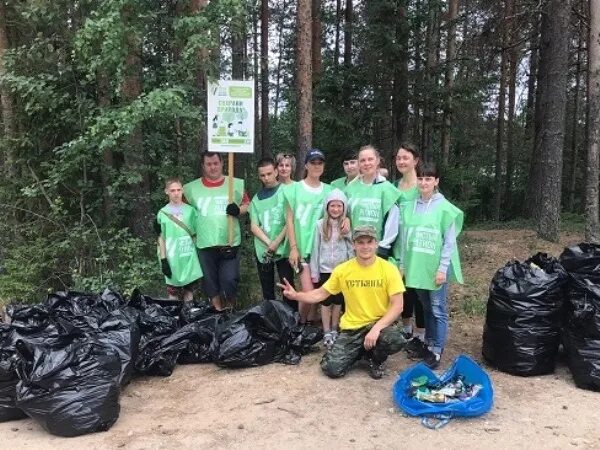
[155,144,463,379]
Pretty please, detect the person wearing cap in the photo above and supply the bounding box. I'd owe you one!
[278,225,406,379]
[331,150,359,190]
[284,148,333,324]
[183,151,250,311]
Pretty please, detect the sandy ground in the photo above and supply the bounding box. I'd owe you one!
[1,228,599,449]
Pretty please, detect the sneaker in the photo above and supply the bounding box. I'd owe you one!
[323,332,334,349]
[406,337,429,360]
[330,330,339,342]
[423,349,441,370]
[368,360,386,380]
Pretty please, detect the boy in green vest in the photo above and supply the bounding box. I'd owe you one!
[331,149,359,190]
[155,178,203,302]
[183,152,249,310]
[249,157,296,309]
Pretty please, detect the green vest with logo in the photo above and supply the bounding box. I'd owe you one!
[345,179,401,239]
[402,197,463,290]
[157,204,203,286]
[249,185,289,261]
[391,185,420,268]
[183,177,244,248]
[330,177,348,191]
[284,181,332,259]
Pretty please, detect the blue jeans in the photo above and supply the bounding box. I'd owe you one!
[416,283,448,354]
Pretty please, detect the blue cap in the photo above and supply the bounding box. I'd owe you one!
[305,148,326,164]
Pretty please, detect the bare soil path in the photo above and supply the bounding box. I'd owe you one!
[2,229,599,449]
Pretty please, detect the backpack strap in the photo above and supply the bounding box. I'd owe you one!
[159,210,196,241]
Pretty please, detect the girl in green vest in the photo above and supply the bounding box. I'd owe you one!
[285,148,333,324]
[393,143,427,359]
[344,145,401,258]
[402,162,463,369]
[156,178,203,302]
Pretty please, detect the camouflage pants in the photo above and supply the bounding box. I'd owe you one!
[320,323,406,378]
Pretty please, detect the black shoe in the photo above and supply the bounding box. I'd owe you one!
[368,360,386,380]
[422,349,441,370]
[406,337,429,360]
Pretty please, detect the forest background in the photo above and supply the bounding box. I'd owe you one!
[0,0,598,304]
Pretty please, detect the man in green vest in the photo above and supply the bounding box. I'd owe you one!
[249,157,296,309]
[331,150,359,190]
[183,151,249,310]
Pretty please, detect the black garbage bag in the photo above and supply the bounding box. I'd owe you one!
[281,324,324,365]
[563,277,600,338]
[562,329,600,391]
[215,300,301,368]
[44,289,126,332]
[132,298,182,376]
[7,304,50,328]
[136,317,222,375]
[177,315,222,364]
[179,300,218,325]
[0,325,26,423]
[15,339,121,437]
[94,308,141,386]
[482,253,568,376]
[559,243,600,280]
[7,305,82,348]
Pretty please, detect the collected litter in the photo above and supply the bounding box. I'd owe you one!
[482,253,568,376]
[393,355,493,429]
[0,289,319,437]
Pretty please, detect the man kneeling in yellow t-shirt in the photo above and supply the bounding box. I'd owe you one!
[278,225,406,379]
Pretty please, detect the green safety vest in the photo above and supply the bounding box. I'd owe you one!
[283,181,332,259]
[402,197,463,290]
[391,185,420,267]
[183,177,244,248]
[157,204,203,286]
[249,185,290,261]
[345,179,401,239]
[330,177,348,191]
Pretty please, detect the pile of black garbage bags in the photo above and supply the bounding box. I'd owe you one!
[482,243,600,391]
[0,291,321,437]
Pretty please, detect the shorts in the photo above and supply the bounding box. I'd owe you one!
[166,279,200,297]
[316,273,344,307]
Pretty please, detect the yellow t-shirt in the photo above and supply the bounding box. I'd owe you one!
[323,257,405,330]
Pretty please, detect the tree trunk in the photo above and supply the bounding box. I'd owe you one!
[260,0,269,156]
[231,12,247,178]
[297,0,312,177]
[392,0,409,148]
[312,0,322,79]
[535,0,571,242]
[0,0,15,176]
[273,0,288,118]
[412,0,423,144]
[568,10,584,212]
[421,0,440,161]
[342,0,352,103]
[192,0,209,175]
[232,23,245,80]
[333,0,341,69]
[253,0,260,154]
[524,13,541,217]
[441,0,459,167]
[122,4,151,238]
[98,71,113,221]
[505,42,518,211]
[586,0,600,243]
